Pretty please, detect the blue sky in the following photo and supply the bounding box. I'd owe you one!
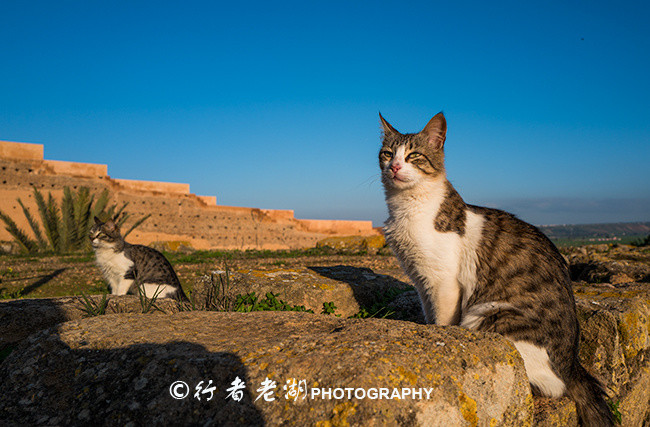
[1,1,649,226]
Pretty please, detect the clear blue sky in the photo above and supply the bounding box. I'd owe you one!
[2,1,649,226]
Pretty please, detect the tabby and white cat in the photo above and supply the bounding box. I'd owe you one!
[379,112,612,426]
[89,217,188,301]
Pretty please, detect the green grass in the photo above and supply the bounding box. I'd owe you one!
[77,292,109,317]
[0,267,19,279]
[0,250,96,263]
[321,301,337,315]
[0,252,57,261]
[233,292,314,313]
[350,287,410,319]
[136,281,164,314]
[0,288,23,300]
[608,400,622,425]
[163,247,372,264]
[60,253,95,263]
[552,235,646,247]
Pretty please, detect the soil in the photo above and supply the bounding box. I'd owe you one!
[1,244,647,300]
[0,251,409,299]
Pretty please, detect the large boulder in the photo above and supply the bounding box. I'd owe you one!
[0,295,181,348]
[0,265,413,349]
[316,235,386,253]
[565,245,650,284]
[575,283,650,426]
[0,312,533,426]
[192,265,412,318]
[3,258,650,425]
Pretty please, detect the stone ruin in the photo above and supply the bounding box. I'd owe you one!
[0,140,379,251]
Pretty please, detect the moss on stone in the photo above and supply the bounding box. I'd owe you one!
[458,391,478,426]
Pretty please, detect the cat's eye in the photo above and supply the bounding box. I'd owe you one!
[380,150,393,159]
[407,152,422,160]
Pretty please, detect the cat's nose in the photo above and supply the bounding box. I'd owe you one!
[390,163,402,174]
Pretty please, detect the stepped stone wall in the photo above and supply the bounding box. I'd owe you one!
[0,140,378,250]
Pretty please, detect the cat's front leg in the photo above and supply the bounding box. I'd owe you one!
[114,278,134,296]
[433,278,462,325]
[416,275,462,325]
[415,286,437,323]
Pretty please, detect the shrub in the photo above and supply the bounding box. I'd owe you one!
[0,186,150,254]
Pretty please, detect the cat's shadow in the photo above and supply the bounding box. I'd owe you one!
[1,268,66,297]
[307,265,423,323]
[0,297,265,425]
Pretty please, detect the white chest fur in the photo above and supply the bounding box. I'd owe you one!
[384,181,484,324]
[93,246,134,292]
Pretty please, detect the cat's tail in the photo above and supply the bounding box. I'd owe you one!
[565,361,615,426]
[459,301,520,330]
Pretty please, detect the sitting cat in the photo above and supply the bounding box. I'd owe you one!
[378,112,612,426]
[89,216,188,301]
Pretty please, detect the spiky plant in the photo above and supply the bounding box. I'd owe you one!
[0,186,150,254]
[0,211,39,253]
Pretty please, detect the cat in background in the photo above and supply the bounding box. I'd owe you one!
[89,216,188,301]
[378,112,612,426]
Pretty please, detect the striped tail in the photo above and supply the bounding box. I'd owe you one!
[566,362,615,426]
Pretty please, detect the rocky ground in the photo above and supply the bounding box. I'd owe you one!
[1,242,649,425]
[1,242,648,308]
[0,249,408,300]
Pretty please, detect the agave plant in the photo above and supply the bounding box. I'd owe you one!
[0,186,150,254]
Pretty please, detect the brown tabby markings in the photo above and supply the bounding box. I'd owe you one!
[434,181,466,236]
[378,112,614,426]
[89,217,188,301]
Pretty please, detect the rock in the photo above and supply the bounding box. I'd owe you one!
[575,282,650,424]
[387,290,426,324]
[191,265,412,318]
[316,235,386,253]
[565,245,650,284]
[533,397,578,426]
[148,240,194,253]
[570,260,650,284]
[0,240,20,254]
[4,252,650,424]
[0,295,182,348]
[1,265,413,348]
[0,312,533,426]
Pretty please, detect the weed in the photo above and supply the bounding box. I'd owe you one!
[608,400,622,425]
[233,292,314,313]
[321,301,337,315]
[350,306,394,319]
[77,292,109,317]
[186,264,237,311]
[136,282,164,314]
[0,267,18,280]
[0,288,23,300]
[0,186,150,254]
[89,280,109,294]
[61,253,96,263]
[163,247,366,264]
[350,287,408,319]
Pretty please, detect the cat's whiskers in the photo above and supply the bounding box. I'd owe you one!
[378,112,614,426]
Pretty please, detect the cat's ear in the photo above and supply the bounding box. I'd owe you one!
[94,216,102,225]
[420,112,447,150]
[379,112,400,139]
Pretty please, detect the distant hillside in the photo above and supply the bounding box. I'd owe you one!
[538,222,650,245]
